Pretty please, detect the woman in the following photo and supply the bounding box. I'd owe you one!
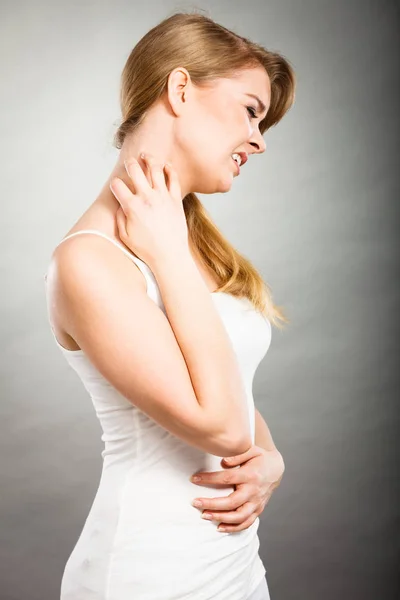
[45,11,296,600]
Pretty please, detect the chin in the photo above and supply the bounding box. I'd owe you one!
[194,174,234,195]
[216,174,234,193]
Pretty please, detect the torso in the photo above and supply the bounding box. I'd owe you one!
[47,215,221,352]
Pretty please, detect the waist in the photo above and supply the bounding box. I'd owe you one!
[87,462,260,548]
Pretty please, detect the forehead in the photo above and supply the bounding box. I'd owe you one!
[219,67,271,109]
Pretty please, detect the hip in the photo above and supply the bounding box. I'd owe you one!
[247,575,271,600]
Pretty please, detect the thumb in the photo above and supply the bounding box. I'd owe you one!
[221,445,263,468]
[221,454,245,468]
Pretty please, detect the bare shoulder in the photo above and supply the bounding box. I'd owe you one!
[44,231,244,455]
[46,233,148,344]
[50,232,147,289]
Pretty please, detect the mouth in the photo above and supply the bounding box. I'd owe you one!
[232,156,240,175]
[231,152,248,175]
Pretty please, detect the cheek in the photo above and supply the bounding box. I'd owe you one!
[178,102,251,167]
[229,105,254,140]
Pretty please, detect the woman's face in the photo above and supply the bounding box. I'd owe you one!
[174,66,271,195]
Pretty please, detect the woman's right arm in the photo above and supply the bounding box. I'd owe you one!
[150,248,252,452]
[50,236,252,457]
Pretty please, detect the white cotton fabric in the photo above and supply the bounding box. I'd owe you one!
[47,229,272,600]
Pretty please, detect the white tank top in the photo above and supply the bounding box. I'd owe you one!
[45,229,272,600]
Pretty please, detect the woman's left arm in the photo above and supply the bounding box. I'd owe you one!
[190,409,285,532]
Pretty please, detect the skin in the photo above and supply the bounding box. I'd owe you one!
[55,65,283,532]
[113,64,270,197]
[110,67,282,533]
[191,445,284,532]
[68,65,270,243]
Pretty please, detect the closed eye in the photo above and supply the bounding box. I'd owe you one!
[246,106,257,119]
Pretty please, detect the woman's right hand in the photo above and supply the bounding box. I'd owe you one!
[110,153,189,266]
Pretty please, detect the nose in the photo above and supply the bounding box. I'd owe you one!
[248,128,266,154]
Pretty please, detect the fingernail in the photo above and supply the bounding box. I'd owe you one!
[140,152,145,159]
[217,526,227,532]
[191,476,201,482]
[192,500,202,508]
[201,512,212,520]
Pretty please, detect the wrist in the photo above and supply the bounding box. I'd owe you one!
[149,245,192,272]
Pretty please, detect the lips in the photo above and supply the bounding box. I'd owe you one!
[237,152,248,166]
[232,157,240,174]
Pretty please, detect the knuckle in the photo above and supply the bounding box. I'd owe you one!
[222,473,232,485]
[227,497,236,510]
[244,502,254,515]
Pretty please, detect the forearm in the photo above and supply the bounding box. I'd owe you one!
[151,251,251,446]
[254,408,278,453]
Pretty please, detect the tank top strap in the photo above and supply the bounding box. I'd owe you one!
[54,229,153,292]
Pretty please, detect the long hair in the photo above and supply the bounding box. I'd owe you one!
[113,11,296,329]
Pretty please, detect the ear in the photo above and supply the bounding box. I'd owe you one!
[166,67,191,117]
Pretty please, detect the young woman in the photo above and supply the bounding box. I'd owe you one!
[45,11,296,600]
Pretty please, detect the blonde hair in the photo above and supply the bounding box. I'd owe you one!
[113,11,296,329]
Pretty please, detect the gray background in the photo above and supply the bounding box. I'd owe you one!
[1,1,399,599]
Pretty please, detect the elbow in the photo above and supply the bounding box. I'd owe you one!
[231,434,253,455]
[206,415,252,457]
[217,431,253,457]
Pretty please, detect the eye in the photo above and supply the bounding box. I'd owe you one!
[246,106,257,119]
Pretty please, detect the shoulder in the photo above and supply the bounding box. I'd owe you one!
[48,232,148,301]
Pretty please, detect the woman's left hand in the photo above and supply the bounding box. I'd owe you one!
[191,445,285,532]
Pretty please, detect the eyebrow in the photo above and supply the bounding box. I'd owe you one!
[246,93,268,116]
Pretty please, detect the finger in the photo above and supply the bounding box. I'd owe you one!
[192,488,248,512]
[222,445,263,468]
[164,162,182,200]
[200,501,256,525]
[109,177,138,216]
[191,468,250,486]
[141,153,167,191]
[137,154,153,188]
[124,157,152,196]
[217,511,259,533]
